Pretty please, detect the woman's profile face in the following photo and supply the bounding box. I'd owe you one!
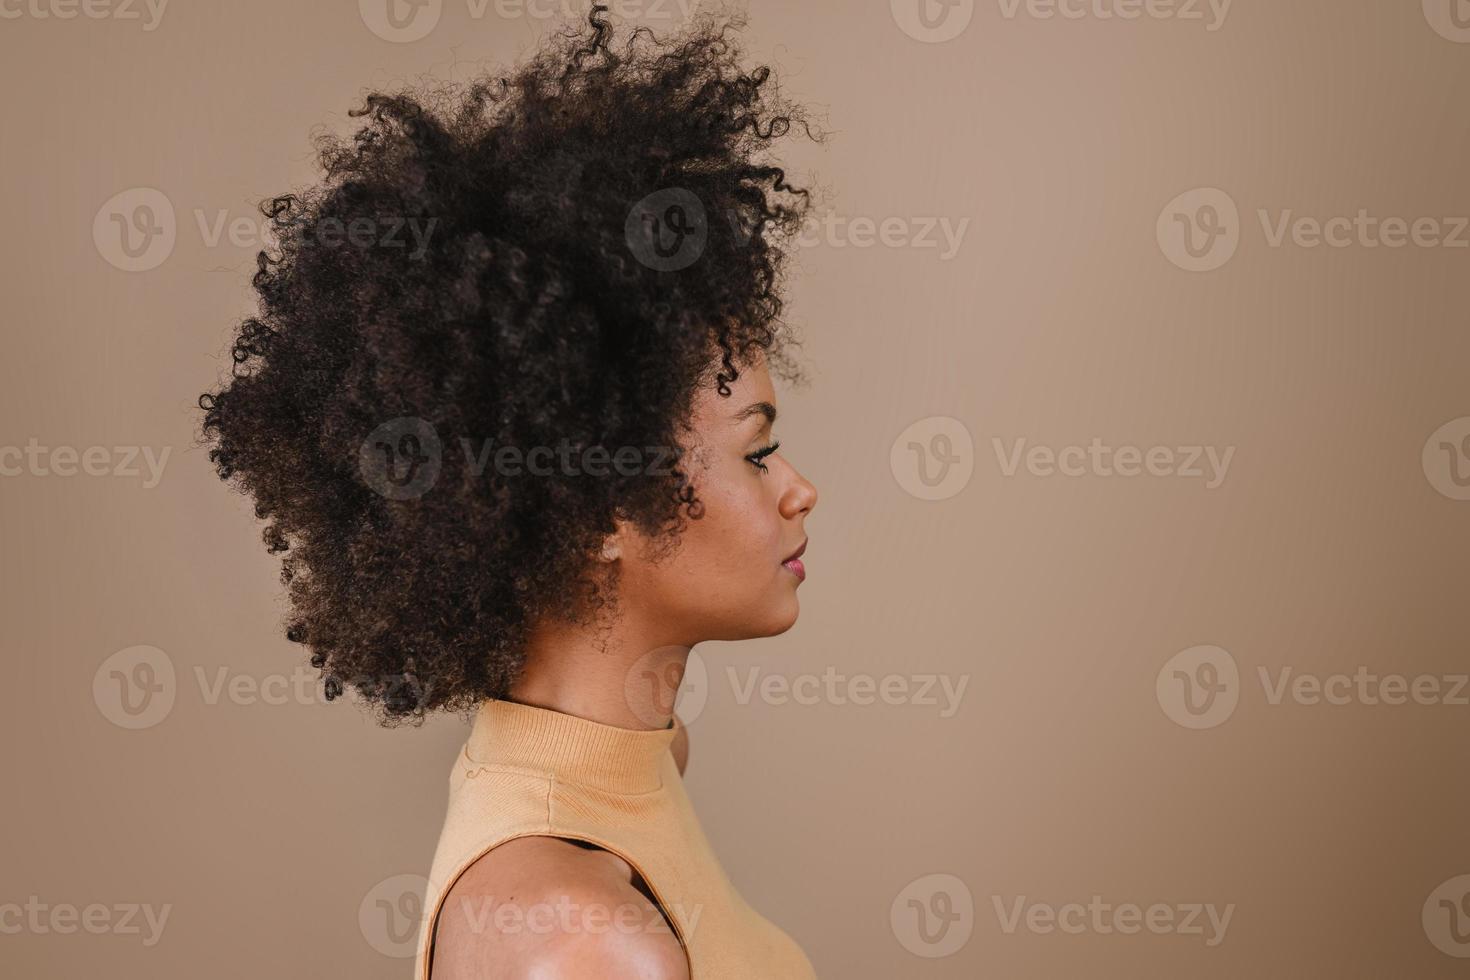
[616,356,818,644]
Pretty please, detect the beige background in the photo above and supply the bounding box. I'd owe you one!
[3,0,1468,976]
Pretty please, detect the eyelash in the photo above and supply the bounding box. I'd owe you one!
[745,441,781,473]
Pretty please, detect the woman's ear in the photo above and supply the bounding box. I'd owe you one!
[599,515,629,563]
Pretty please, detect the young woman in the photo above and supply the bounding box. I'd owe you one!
[198,6,820,977]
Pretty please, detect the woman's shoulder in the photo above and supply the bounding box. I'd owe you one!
[431,835,689,980]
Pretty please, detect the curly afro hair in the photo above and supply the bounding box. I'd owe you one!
[197,4,818,724]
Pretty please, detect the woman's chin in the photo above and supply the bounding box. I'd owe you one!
[757,595,801,637]
[703,592,801,642]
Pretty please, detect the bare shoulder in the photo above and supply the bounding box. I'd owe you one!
[431,836,689,980]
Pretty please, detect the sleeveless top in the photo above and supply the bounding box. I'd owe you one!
[413,697,818,979]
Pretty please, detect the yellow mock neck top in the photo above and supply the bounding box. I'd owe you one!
[413,697,817,979]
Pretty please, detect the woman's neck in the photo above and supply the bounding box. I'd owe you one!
[509,613,691,731]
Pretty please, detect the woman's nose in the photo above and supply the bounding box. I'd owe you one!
[781,463,817,518]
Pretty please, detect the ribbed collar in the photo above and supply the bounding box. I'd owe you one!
[464,697,678,795]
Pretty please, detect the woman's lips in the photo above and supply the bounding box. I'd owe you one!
[781,538,807,581]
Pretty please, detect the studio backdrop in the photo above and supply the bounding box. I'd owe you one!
[2,1,1467,977]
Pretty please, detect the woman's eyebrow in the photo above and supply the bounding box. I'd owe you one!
[732,401,777,426]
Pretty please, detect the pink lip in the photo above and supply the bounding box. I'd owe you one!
[781,538,807,582]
